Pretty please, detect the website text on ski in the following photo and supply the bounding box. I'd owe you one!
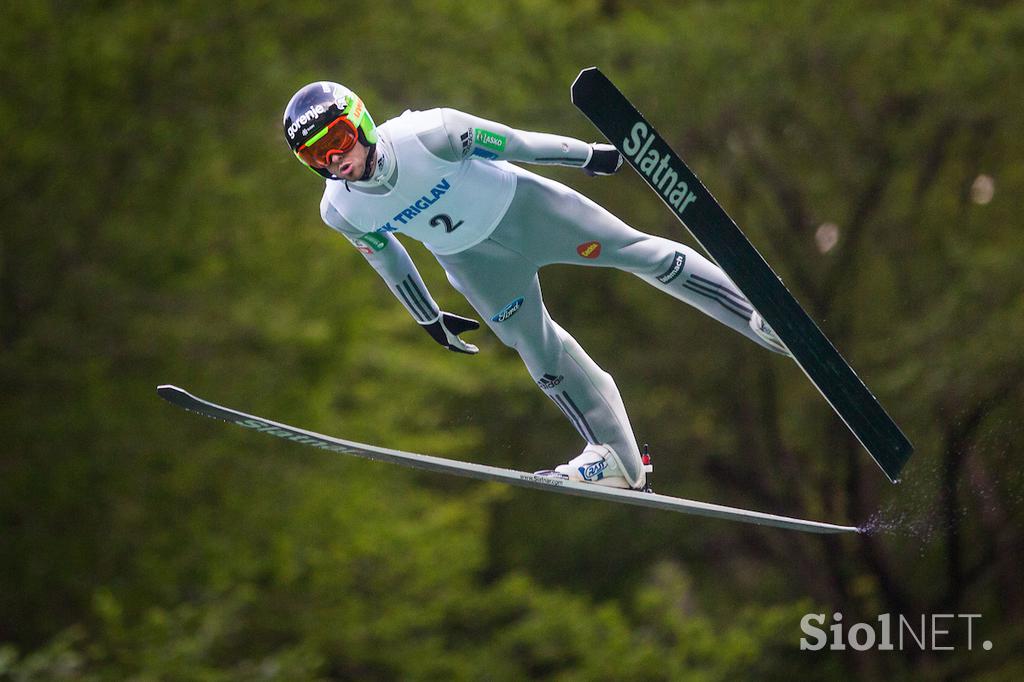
[571,67,913,483]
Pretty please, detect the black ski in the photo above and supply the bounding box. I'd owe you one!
[571,67,912,482]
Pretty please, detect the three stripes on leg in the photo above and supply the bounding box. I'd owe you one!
[550,391,598,444]
[681,273,753,321]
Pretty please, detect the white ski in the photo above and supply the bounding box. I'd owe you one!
[157,385,859,534]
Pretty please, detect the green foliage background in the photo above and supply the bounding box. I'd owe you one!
[3,1,1022,679]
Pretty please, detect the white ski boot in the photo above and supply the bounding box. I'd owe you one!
[749,310,793,358]
[535,443,653,490]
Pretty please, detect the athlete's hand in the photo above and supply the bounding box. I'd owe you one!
[582,143,623,176]
[421,312,480,354]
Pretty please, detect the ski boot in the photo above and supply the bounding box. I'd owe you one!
[535,443,653,491]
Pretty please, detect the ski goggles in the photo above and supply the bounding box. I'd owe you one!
[294,115,359,169]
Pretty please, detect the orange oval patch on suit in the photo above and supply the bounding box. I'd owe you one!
[577,241,602,259]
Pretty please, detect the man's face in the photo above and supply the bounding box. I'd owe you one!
[325,143,371,181]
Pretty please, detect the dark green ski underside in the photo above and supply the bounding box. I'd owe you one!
[571,67,912,482]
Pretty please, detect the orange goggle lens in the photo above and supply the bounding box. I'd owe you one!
[295,116,359,168]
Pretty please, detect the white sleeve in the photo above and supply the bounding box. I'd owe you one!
[320,197,441,324]
[434,108,594,168]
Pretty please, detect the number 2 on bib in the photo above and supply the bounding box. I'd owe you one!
[429,214,464,233]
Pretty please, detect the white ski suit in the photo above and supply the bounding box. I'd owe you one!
[319,107,783,487]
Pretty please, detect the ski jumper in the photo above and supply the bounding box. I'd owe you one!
[320,108,783,487]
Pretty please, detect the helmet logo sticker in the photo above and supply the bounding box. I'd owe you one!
[286,103,329,140]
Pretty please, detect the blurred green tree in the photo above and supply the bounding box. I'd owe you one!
[2,1,1022,679]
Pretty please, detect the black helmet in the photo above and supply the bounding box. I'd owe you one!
[283,81,378,179]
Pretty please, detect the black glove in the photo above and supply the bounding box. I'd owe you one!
[421,312,480,354]
[582,143,623,176]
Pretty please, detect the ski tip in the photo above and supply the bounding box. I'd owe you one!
[156,384,186,400]
[571,66,605,99]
